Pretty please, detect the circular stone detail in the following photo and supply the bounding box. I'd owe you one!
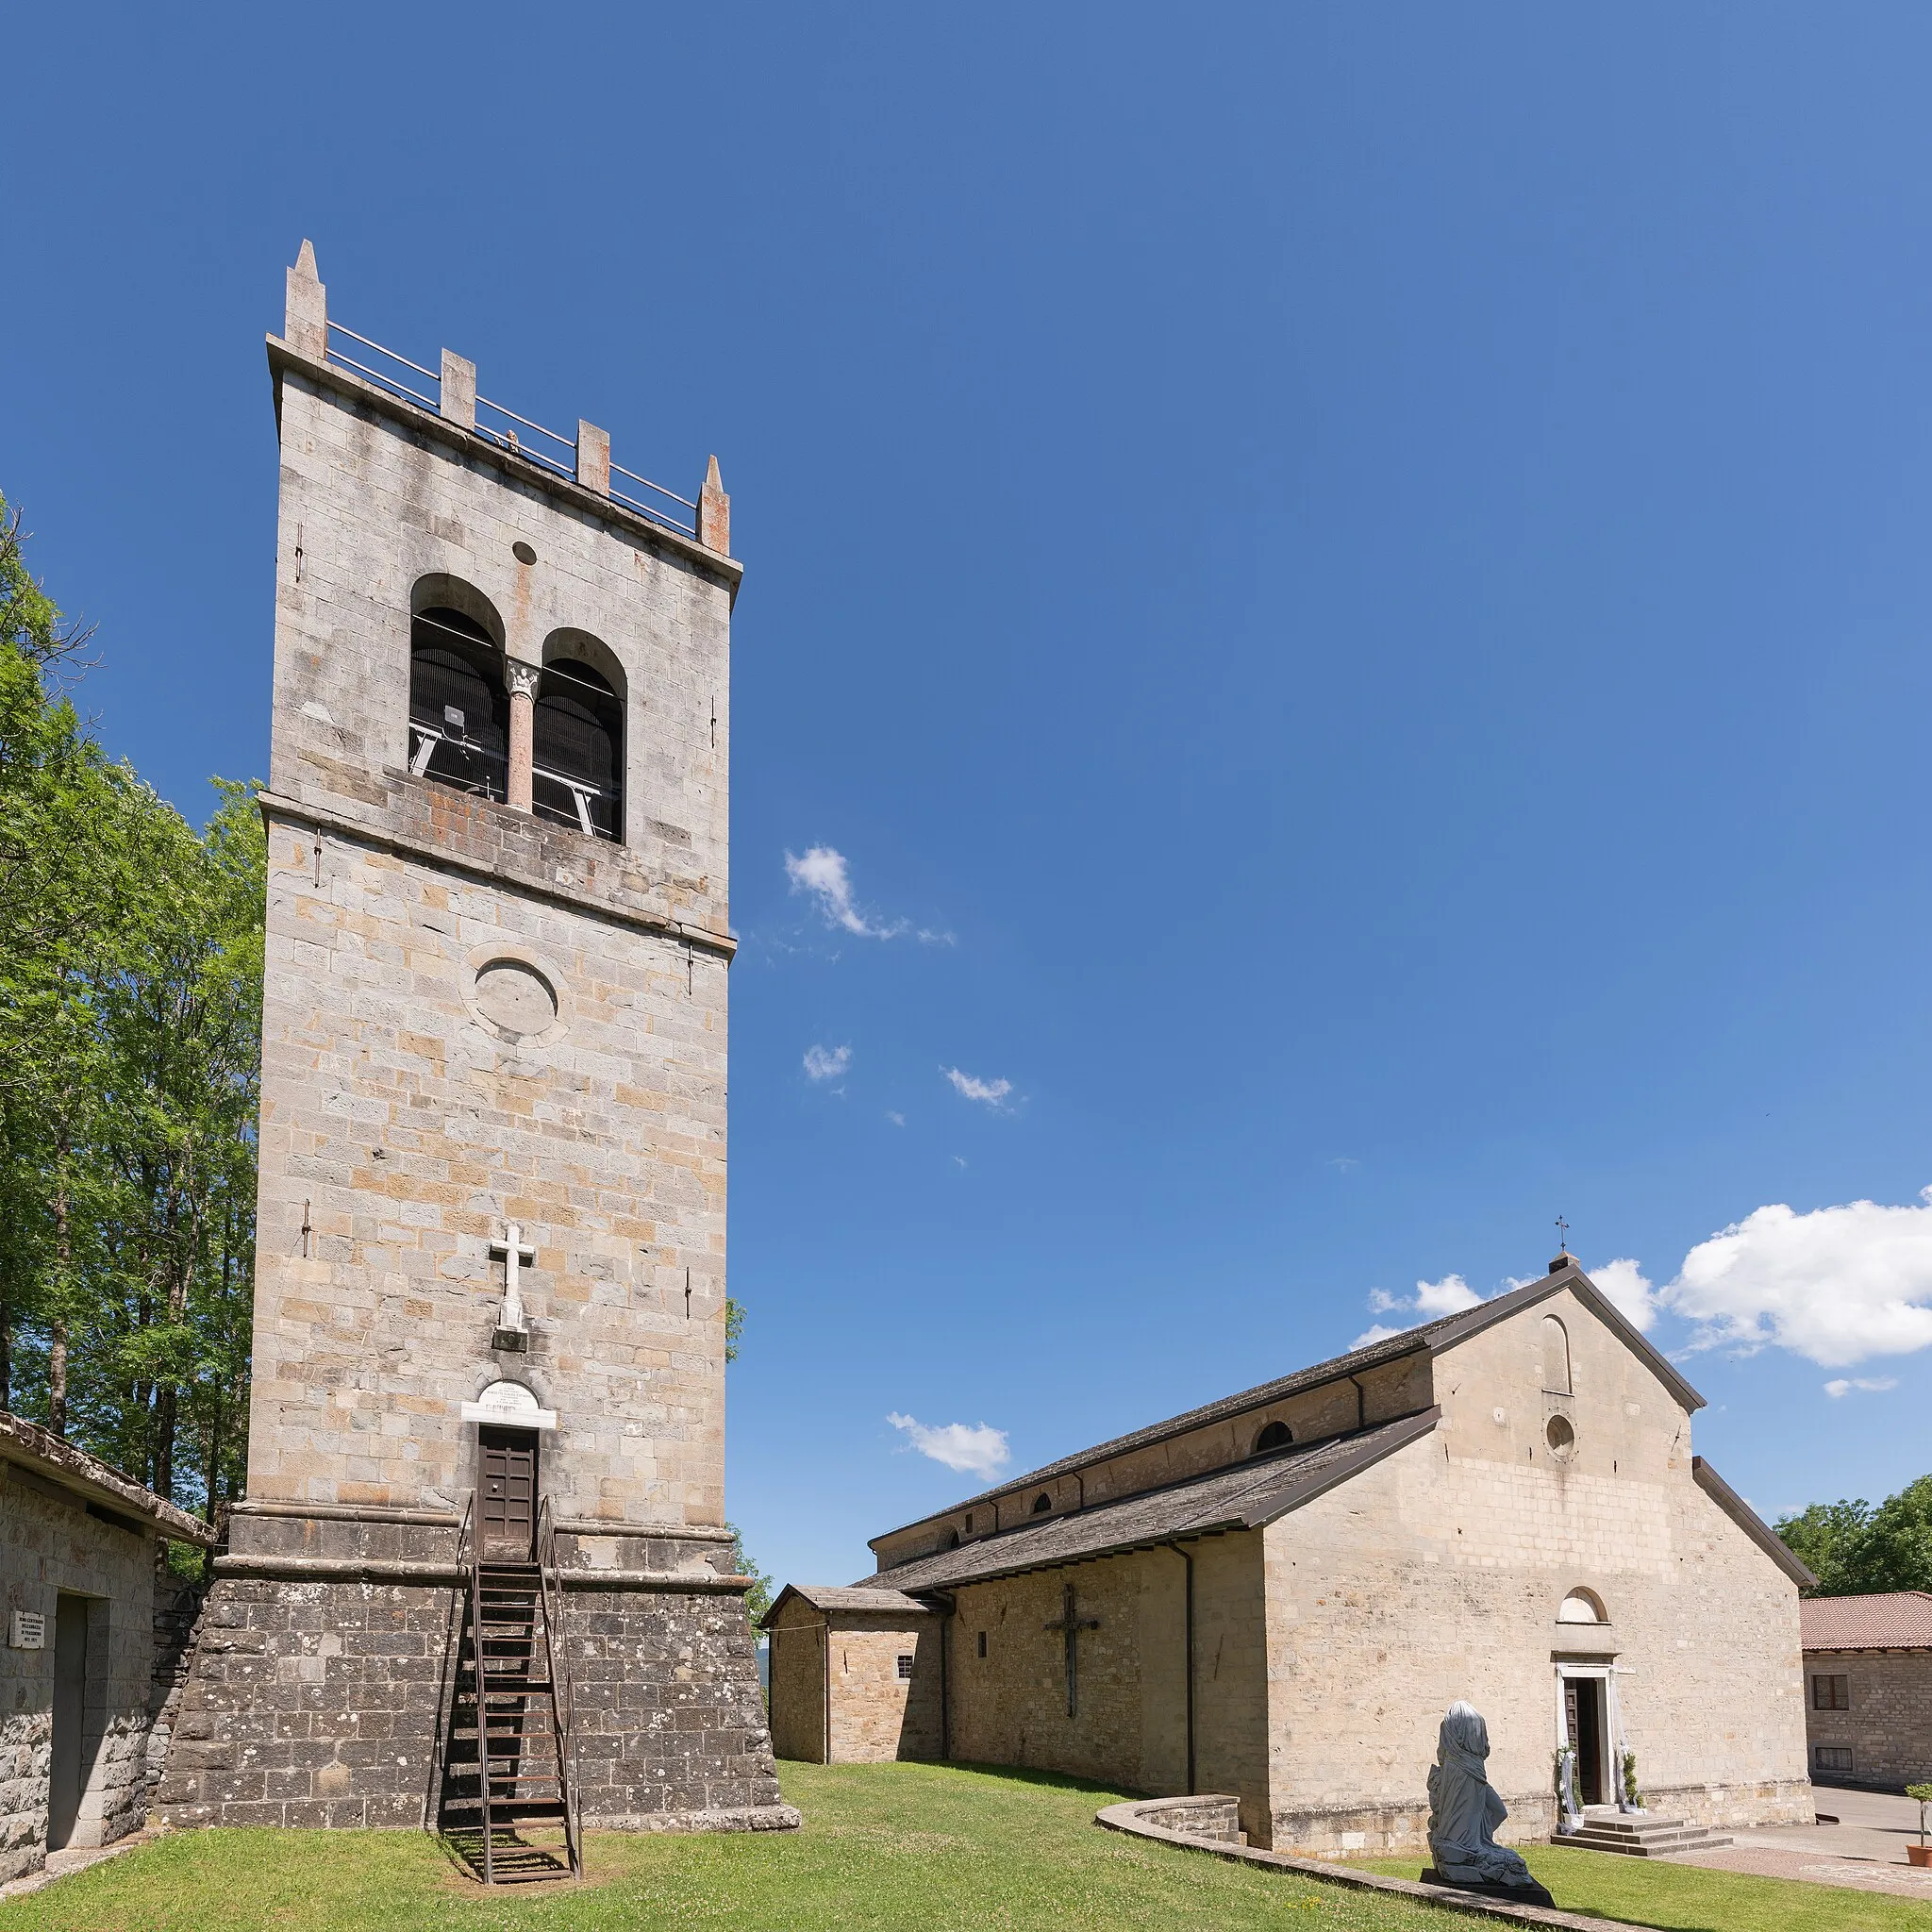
[474,958,558,1037]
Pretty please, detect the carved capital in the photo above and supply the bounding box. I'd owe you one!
[506,660,542,700]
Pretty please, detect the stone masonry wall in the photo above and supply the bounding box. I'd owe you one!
[941,1536,1265,1809]
[143,1561,209,1815]
[249,355,737,1533]
[0,1465,158,1882]
[824,1613,941,1764]
[765,1602,826,1763]
[158,1514,791,1831]
[1260,1291,1811,1857]
[1803,1649,1932,1789]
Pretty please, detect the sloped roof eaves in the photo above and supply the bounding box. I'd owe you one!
[860,1410,1441,1595]
[0,1408,216,1545]
[873,1264,1704,1551]
[1690,1457,1816,1590]
[1801,1592,1932,1652]
[758,1584,935,1627]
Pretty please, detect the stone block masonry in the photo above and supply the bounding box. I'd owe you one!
[157,250,789,1838]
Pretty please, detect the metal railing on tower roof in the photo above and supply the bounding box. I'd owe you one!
[322,321,699,539]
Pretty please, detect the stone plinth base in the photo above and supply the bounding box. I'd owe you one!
[156,1508,795,1834]
[1422,1868,1557,1908]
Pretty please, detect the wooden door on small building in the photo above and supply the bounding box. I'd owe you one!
[47,1594,91,1850]
[478,1425,539,1558]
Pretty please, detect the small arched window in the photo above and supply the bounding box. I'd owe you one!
[1541,1314,1573,1395]
[533,653,624,841]
[1557,1588,1607,1624]
[940,1529,960,1552]
[1253,1421,1293,1455]
[409,607,507,799]
[1032,1492,1052,1515]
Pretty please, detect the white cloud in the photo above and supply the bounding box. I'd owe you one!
[1349,1323,1407,1348]
[887,1412,1009,1478]
[942,1067,1013,1109]
[784,845,907,940]
[803,1043,851,1082]
[952,1154,968,1168]
[1586,1257,1658,1333]
[1824,1376,1898,1399]
[1663,1190,1932,1368]
[1354,1274,1482,1349]
[886,1110,906,1127]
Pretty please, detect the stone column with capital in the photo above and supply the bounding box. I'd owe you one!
[506,661,541,812]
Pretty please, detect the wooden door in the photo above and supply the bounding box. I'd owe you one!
[479,1425,539,1558]
[1564,1677,1604,1806]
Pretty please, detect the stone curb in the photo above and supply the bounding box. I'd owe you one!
[1094,1801,1660,1932]
[0,1825,166,1902]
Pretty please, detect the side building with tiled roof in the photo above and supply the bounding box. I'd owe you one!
[764,1254,1816,1855]
[1801,1591,1932,1790]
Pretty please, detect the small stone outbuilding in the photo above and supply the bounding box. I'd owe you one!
[1801,1591,1932,1790]
[0,1410,214,1883]
[761,1587,941,1763]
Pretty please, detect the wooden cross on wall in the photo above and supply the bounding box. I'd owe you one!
[1045,1583,1100,1719]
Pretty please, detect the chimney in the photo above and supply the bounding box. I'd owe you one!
[576,421,610,497]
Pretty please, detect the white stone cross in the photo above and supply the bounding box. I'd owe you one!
[489,1222,536,1342]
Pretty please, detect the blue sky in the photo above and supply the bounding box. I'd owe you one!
[8,5,1932,1589]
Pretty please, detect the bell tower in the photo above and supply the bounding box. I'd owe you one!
[158,243,793,1839]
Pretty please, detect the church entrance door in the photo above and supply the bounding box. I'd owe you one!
[478,1425,539,1559]
[1563,1675,1606,1806]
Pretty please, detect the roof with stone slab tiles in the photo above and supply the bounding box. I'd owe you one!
[0,1407,215,1544]
[1801,1591,1932,1651]
[854,1407,1441,1595]
[873,1261,1705,1550]
[763,1585,936,1621]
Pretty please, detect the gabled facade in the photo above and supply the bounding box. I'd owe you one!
[771,1257,1814,1853]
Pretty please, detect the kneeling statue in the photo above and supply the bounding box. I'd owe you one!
[1424,1702,1555,1907]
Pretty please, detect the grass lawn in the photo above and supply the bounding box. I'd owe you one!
[1357,1845,1932,1932]
[0,1764,1919,1932]
[0,1763,1447,1932]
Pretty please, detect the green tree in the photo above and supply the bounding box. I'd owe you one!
[1778,1477,1932,1596]
[726,1523,774,1629]
[0,492,263,1534]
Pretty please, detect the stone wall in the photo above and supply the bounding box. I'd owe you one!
[157,1512,791,1831]
[249,350,738,1533]
[1259,1291,1811,1857]
[143,1560,209,1815]
[0,1464,159,1882]
[1802,1648,1932,1790]
[765,1602,825,1763]
[763,1602,942,1766]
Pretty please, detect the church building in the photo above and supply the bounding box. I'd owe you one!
[157,245,792,1863]
[768,1256,1814,1855]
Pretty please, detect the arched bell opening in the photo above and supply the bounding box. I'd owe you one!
[533,638,625,841]
[408,604,508,801]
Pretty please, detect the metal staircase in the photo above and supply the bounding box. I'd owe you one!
[436,1498,581,1883]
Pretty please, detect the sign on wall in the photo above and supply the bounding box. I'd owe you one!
[8,1609,45,1650]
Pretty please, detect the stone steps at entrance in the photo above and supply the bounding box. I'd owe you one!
[1557,1810,1731,1857]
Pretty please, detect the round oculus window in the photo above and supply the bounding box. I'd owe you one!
[512,541,538,566]
[1545,1414,1576,1458]
[474,958,558,1038]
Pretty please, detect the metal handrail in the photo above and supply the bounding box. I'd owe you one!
[321,317,699,540]
[426,1495,475,1840]
[536,1495,583,1876]
[470,1554,495,1885]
